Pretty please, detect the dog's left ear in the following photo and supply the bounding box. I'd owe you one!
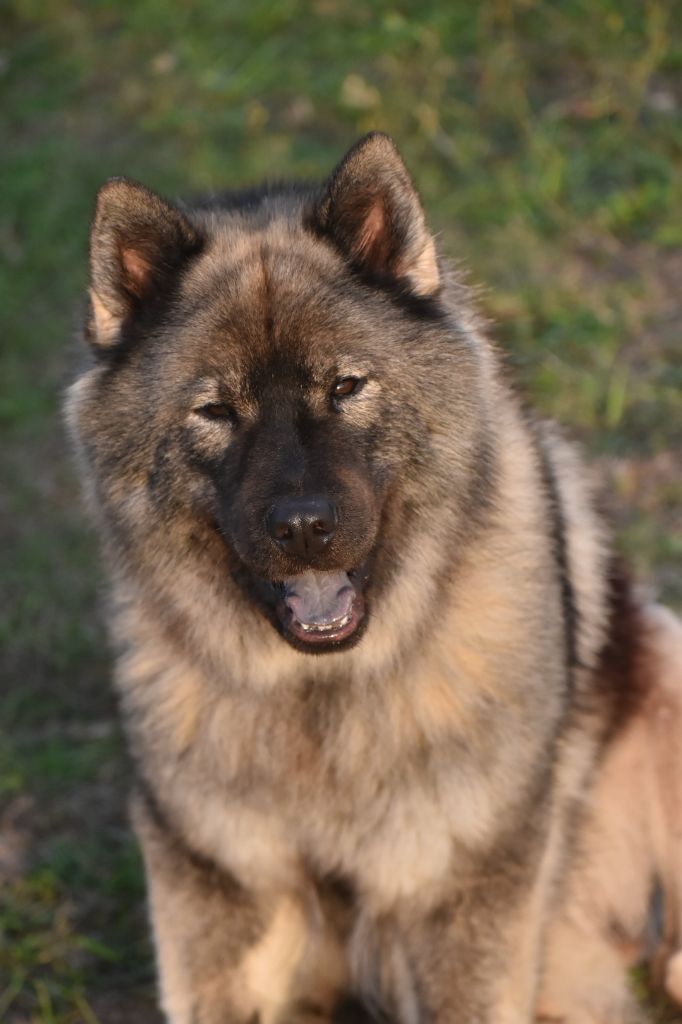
[311,133,439,296]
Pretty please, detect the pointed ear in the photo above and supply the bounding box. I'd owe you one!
[87,177,202,348]
[311,133,440,297]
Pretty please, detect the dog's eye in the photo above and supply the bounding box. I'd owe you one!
[332,377,365,400]
[197,402,236,423]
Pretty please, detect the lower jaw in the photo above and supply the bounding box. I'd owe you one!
[275,595,367,653]
[237,559,371,654]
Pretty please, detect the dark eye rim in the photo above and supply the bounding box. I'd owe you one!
[196,401,238,423]
[332,376,366,401]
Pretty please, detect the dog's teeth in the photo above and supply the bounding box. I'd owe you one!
[299,611,352,633]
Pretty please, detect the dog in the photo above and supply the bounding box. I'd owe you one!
[66,132,679,1023]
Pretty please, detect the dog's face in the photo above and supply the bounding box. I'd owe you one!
[69,135,490,658]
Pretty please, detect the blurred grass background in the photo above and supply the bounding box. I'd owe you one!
[1,1,680,1021]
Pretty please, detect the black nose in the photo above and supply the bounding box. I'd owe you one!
[267,496,337,561]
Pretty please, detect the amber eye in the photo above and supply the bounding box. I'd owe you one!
[332,376,365,400]
[197,402,236,423]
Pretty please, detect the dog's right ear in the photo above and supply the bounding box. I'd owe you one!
[87,178,202,349]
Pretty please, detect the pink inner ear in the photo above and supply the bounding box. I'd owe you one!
[121,246,153,297]
[355,199,386,258]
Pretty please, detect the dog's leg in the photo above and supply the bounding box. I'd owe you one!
[533,709,648,1022]
[533,751,647,1024]
[350,842,559,1024]
[348,789,600,1024]
[535,914,642,1023]
[537,604,682,1022]
[132,791,315,1024]
[355,892,542,1023]
[646,606,682,1007]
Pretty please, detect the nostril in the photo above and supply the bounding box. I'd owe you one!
[267,496,337,559]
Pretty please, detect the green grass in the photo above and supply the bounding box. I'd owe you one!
[1,1,681,1020]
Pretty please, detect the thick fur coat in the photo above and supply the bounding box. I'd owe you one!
[66,134,680,1024]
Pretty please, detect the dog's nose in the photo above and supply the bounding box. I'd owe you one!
[267,496,337,560]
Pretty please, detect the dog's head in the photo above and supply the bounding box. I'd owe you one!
[68,135,492,661]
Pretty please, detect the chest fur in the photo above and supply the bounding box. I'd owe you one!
[130,660,555,906]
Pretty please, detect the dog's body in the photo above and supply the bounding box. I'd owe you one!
[66,134,677,1023]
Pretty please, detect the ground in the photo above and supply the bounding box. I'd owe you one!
[1,1,680,1021]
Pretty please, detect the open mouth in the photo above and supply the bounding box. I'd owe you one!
[273,567,367,651]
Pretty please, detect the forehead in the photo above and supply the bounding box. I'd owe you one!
[172,217,394,381]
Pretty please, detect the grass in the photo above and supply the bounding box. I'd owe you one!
[1,1,680,1020]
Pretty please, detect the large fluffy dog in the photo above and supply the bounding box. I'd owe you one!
[66,133,680,1023]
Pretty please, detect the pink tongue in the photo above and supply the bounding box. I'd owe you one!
[283,571,354,626]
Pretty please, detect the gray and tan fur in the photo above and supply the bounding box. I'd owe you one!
[538,603,682,1022]
[66,133,680,1023]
